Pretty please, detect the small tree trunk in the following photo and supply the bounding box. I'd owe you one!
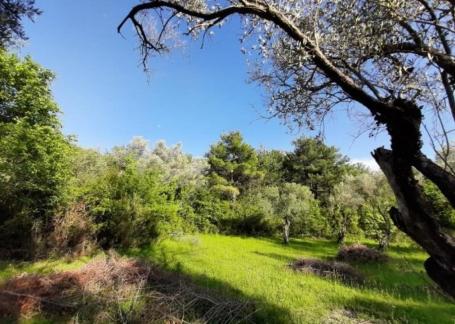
[283,218,291,245]
[337,231,345,245]
[337,210,347,245]
[378,232,391,252]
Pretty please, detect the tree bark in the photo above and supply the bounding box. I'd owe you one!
[373,148,455,298]
[283,218,291,245]
[371,98,455,298]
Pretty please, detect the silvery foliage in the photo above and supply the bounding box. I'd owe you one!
[127,0,454,155]
[112,136,208,186]
[244,1,454,133]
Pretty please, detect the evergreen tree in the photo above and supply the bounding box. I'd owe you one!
[206,131,263,197]
[284,137,349,203]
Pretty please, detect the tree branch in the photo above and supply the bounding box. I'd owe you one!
[119,0,391,119]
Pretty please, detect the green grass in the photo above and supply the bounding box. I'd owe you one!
[129,234,455,324]
[0,256,92,283]
[1,236,454,323]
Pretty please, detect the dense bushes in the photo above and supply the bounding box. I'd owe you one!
[0,51,72,258]
[71,155,191,249]
[3,51,454,259]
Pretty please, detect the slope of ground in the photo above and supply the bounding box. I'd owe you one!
[1,235,454,323]
[129,234,455,323]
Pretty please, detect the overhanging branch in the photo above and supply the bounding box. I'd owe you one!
[119,0,390,119]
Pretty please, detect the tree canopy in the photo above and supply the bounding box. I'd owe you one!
[284,137,349,202]
[206,131,263,195]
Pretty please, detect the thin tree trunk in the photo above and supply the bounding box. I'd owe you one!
[378,231,391,252]
[337,210,347,245]
[283,218,291,245]
[337,231,345,245]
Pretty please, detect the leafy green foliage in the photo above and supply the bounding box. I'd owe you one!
[422,180,455,232]
[73,154,189,249]
[206,131,263,194]
[257,148,286,186]
[0,51,58,124]
[284,137,349,203]
[0,51,71,258]
[0,53,403,256]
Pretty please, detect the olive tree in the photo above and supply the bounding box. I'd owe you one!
[119,0,455,297]
[328,175,364,245]
[263,183,315,244]
[354,172,397,250]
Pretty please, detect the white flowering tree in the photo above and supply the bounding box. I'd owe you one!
[119,0,455,297]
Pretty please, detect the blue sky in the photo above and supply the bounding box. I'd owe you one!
[19,0,400,168]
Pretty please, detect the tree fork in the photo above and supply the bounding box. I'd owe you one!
[373,148,455,298]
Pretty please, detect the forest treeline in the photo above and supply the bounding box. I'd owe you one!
[1,50,454,260]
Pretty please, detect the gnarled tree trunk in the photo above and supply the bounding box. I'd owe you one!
[372,99,455,298]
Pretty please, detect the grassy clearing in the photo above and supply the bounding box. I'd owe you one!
[1,236,454,323]
[129,234,455,323]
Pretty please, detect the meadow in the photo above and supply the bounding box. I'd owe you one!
[2,235,454,323]
[127,235,455,323]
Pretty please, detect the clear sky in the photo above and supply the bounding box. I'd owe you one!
[19,0,403,169]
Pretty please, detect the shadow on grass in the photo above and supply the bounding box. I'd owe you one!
[338,294,455,323]
[258,237,338,259]
[127,245,295,323]
[256,244,448,304]
[167,266,294,323]
[389,243,424,254]
[253,251,295,263]
[0,257,294,324]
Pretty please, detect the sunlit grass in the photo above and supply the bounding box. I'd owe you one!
[130,234,455,323]
[1,236,454,323]
[0,255,93,283]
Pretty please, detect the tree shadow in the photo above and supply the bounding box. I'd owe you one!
[258,237,338,259]
[335,294,455,323]
[158,266,294,323]
[389,243,424,254]
[127,245,295,323]
[253,251,295,263]
[0,254,294,324]
[255,246,447,304]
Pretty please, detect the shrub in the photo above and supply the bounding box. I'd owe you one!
[290,258,364,284]
[336,244,388,263]
[49,202,97,257]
